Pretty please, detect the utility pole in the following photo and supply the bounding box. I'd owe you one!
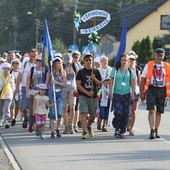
[35,18,40,48]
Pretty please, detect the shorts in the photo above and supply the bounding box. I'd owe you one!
[35,113,46,125]
[99,106,109,120]
[79,95,98,116]
[21,86,28,110]
[131,93,140,104]
[146,88,166,113]
[64,91,76,106]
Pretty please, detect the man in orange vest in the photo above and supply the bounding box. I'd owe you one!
[140,48,170,139]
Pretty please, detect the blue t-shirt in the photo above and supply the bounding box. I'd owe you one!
[110,67,134,95]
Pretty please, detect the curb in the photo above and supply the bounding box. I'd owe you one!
[0,133,21,170]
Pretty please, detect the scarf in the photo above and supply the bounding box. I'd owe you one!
[0,72,11,99]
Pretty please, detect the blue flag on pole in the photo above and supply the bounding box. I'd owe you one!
[114,19,127,68]
[42,19,54,83]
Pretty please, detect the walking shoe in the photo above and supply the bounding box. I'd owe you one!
[129,130,134,136]
[73,126,79,133]
[11,119,16,126]
[51,132,55,139]
[102,126,107,132]
[81,131,88,139]
[69,126,75,134]
[155,129,161,138]
[87,127,94,137]
[56,129,61,138]
[62,127,69,134]
[28,123,34,133]
[114,130,121,138]
[149,129,155,139]
[22,117,28,128]
[40,134,45,139]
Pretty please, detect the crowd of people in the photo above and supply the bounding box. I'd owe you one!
[0,48,169,140]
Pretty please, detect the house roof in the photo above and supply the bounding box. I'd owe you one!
[121,0,167,30]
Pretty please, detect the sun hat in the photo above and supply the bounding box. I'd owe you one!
[38,83,48,90]
[1,62,11,69]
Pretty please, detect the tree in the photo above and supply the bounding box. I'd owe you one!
[52,38,67,54]
[132,40,140,56]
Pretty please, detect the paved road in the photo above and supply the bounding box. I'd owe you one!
[0,101,170,170]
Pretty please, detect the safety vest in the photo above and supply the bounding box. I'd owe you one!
[143,60,170,97]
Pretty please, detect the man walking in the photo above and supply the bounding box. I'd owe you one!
[76,53,102,139]
[140,48,170,139]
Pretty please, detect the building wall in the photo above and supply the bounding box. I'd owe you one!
[126,0,170,52]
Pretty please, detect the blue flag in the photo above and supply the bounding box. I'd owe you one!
[42,19,54,83]
[114,19,127,68]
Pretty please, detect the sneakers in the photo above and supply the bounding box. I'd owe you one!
[22,117,28,128]
[4,120,10,129]
[69,126,75,134]
[35,128,40,137]
[56,129,61,138]
[51,132,55,139]
[11,119,16,126]
[149,129,155,139]
[87,127,94,137]
[82,131,88,139]
[62,127,69,134]
[114,130,121,138]
[28,123,34,133]
[40,134,45,139]
[73,126,79,133]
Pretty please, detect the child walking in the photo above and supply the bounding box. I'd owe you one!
[33,83,50,139]
[97,77,110,132]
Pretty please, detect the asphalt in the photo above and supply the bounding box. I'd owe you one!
[0,100,170,170]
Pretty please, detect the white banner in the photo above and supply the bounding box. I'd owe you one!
[80,10,111,34]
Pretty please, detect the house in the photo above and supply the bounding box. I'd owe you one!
[121,0,170,52]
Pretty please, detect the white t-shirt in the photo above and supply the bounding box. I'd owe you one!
[19,60,35,86]
[100,84,109,107]
[141,63,165,87]
[34,95,49,115]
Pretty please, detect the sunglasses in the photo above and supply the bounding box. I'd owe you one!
[85,59,92,62]
[13,62,19,64]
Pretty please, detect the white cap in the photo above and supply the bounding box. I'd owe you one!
[0,57,6,62]
[53,57,62,63]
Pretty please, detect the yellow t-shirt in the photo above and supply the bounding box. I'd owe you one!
[34,95,49,115]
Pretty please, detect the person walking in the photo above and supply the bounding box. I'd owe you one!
[140,48,170,139]
[76,53,102,139]
[127,51,141,136]
[48,56,66,139]
[109,53,135,138]
[14,49,38,129]
[0,63,15,128]
[33,83,51,139]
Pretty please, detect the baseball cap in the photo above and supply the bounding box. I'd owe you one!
[53,57,62,63]
[128,51,138,60]
[0,57,6,62]
[83,53,93,60]
[155,48,165,55]
[63,53,72,64]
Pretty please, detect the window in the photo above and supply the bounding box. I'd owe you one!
[160,15,170,30]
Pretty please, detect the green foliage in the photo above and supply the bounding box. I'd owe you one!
[52,38,67,54]
[132,40,140,55]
